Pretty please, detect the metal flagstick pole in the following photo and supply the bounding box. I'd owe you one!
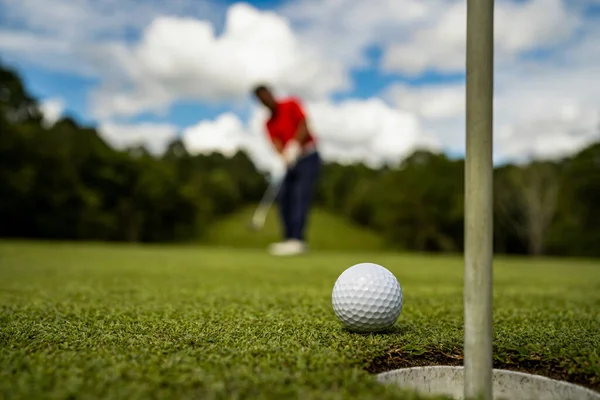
[464,0,495,398]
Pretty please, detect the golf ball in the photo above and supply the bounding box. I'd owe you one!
[331,263,403,333]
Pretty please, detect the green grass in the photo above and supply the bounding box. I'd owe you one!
[1,241,599,400]
[203,206,386,251]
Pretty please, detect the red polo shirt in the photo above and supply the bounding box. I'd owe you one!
[265,97,316,149]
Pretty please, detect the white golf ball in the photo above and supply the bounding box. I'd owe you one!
[331,262,403,333]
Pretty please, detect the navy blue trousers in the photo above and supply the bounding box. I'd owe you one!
[278,151,321,241]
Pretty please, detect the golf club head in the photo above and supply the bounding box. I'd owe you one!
[247,221,260,231]
[247,213,266,231]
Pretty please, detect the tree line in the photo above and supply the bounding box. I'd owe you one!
[2,61,599,256]
[0,62,267,242]
[315,149,600,257]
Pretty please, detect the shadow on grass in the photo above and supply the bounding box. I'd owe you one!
[339,324,410,336]
[365,345,600,393]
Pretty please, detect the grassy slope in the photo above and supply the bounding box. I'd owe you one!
[0,241,599,400]
[202,206,386,251]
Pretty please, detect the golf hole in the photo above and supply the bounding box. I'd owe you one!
[377,366,600,400]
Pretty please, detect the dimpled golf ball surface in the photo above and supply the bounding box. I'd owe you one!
[332,263,403,332]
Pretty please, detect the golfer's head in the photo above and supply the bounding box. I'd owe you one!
[253,84,277,111]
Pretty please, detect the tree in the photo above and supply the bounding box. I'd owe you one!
[3,59,600,256]
[370,150,464,252]
[550,143,600,256]
[0,61,42,124]
[495,161,560,256]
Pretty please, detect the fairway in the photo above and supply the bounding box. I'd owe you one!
[1,242,599,399]
[203,206,386,251]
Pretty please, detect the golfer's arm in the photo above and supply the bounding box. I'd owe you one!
[294,118,309,145]
[272,138,285,155]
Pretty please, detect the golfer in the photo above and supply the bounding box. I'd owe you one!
[253,84,321,256]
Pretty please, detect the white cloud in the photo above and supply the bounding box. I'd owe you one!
[279,0,440,70]
[90,3,347,119]
[382,0,581,75]
[181,97,437,173]
[498,110,600,162]
[0,0,217,39]
[387,83,465,120]
[1,0,599,167]
[0,0,223,76]
[181,108,280,175]
[279,0,580,77]
[385,30,600,163]
[492,59,600,161]
[182,112,250,158]
[39,98,65,127]
[279,0,598,162]
[0,30,88,75]
[385,82,467,158]
[304,98,436,167]
[98,122,178,155]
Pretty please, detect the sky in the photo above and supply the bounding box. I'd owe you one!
[1,0,599,174]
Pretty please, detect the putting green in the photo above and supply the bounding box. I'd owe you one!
[0,241,598,399]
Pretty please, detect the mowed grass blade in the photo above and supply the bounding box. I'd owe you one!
[1,241,599,399]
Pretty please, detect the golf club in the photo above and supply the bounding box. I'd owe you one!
[247,173,285,231]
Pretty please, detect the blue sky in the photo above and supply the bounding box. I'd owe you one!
[6,16,464,130]
[1,0,599,168]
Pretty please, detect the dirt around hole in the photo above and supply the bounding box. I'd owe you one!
[365,346,600,393]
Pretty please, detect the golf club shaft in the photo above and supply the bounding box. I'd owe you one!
[252,173,286,226]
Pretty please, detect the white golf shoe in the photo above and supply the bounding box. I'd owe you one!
[268,239,306,256]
